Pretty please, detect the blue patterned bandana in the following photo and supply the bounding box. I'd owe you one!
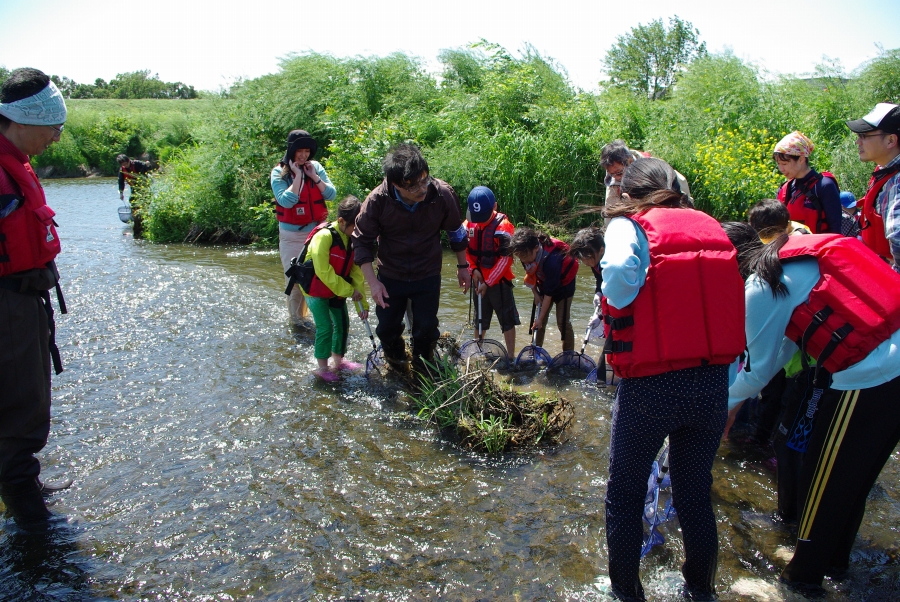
[0,81,67,126]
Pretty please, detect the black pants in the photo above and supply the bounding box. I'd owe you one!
[782,374,900,587]
[0,286,52,490]
[374,274,441,363]
[772,367,817,523]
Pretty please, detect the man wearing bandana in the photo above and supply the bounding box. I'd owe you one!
[0,67,72,527]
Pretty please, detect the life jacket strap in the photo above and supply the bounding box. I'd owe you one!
[604,315,634,331]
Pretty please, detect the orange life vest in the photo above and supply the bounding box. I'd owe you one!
[858,164,900,259]
[275,172,327,227]
[303,223,353,299]
[777,171,838,234]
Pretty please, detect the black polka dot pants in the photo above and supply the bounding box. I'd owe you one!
[605,364,729,601]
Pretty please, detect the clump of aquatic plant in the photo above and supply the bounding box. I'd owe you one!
[410,354,573,454]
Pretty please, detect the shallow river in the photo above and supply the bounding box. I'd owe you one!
[1,179,898,601]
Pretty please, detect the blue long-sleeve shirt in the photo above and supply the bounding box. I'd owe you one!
[270,161,336,232]
[600,216,650,309]
[728,258,900,409]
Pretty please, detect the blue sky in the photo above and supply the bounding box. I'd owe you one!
[1,0,898,92]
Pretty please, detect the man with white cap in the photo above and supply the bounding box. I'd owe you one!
[0,67,72,527]
[846,102,900,272]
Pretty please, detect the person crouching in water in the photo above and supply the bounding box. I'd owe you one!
[464,186,519,360]
[303,196,369,382]
[509,227,578,352]
[724,223,900,593]
[568,227,606,341]
[601,158,746,601]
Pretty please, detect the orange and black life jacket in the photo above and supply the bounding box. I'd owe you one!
[467,212,505,270]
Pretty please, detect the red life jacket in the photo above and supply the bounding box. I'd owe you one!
[779,234,900,373]
[0,152,61,276]
[777,171,838,234]
[535,238,577,289]
[275,172,327,227]
[858,164,900,259]
[467,212,505,270]
[304,223,353,299]
[602,208,746,379]
[120,163,139,185]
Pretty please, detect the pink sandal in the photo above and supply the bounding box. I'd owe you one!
[313,368,340,382]
[336,360,363,372]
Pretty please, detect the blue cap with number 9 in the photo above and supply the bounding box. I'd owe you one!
[466,186,496,223]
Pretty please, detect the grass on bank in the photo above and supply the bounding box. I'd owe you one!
[33,99,214,177]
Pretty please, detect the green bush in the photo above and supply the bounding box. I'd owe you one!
[99,44,898,243]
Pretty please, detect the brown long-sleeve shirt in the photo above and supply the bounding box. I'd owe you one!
[352,178,468,281]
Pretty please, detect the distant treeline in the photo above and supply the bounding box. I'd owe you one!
[0,68,199,100]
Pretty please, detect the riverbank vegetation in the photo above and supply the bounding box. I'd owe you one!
[32,99,212,178]
[11,31,897,245]
[142,40,897,244]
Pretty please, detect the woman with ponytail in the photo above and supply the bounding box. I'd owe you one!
[601,158,746,601]
[725,226,900,593]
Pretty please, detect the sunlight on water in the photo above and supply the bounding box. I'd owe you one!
[0,179,897,600]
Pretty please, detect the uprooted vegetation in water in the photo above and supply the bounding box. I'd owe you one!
[410,353,574,454]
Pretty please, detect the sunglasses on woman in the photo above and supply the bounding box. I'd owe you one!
[772,152,800,162]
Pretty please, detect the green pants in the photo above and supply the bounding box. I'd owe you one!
[306,295,350,359]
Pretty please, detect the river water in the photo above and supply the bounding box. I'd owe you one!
[1,178,898,601]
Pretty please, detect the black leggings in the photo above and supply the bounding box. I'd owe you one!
[605,365,729,601]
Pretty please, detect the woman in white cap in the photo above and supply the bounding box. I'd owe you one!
[270,130,336,326]
[773,130,842,235]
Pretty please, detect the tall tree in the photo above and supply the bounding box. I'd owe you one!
[603,16,706,100]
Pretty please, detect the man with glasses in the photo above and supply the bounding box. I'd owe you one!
[847,103,900,272]
[600,139,692,225]
[352,143,470,371]
[0,67,72,528]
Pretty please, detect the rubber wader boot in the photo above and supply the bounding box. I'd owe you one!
[1,480,51,527]
[382,338,409,372]
[412,341,439,376]
[37,476,74,496]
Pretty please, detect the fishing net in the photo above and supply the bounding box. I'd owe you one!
[458,338,510,370]
[641,445,675,557]
[514,344,552,370]
[547,351,597,375]
[586,357,620,386]
[365,347,386,377]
